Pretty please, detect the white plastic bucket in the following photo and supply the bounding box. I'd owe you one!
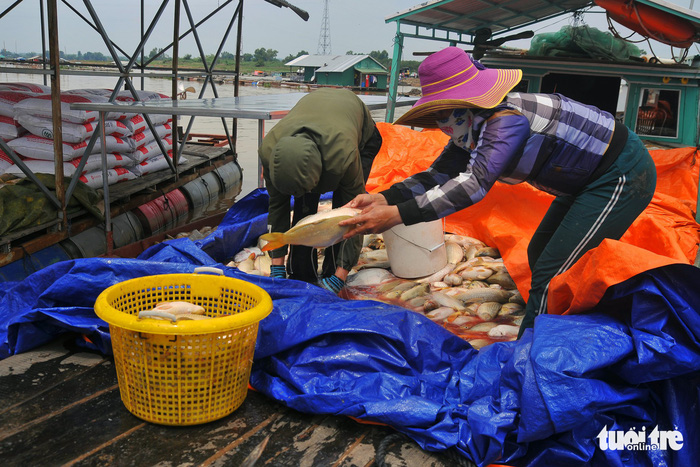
[383,220,447,279]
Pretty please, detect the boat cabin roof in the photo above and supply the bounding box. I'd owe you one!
[386,0,700,41]
[384,0,700,149]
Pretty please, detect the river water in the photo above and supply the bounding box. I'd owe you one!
[1,70,410,199]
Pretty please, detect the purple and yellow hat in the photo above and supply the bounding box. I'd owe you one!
[395,47,523,128]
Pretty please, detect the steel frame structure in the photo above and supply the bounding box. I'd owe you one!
[0,0,246,242]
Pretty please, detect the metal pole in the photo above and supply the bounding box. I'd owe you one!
[386,24,404,123]
[257,119,265,188]
[100,111,113,254]
[172,0,180,178]
[233,0,244,153]
[141,0,145,90]
[39,0,48,86]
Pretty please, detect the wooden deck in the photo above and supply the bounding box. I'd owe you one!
[0,336,459,467]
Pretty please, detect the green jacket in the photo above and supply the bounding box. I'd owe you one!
[259,89,376,262]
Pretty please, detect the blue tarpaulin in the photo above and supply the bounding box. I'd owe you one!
[0,188,698,466]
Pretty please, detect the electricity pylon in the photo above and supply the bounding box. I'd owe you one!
[317,0,331,55]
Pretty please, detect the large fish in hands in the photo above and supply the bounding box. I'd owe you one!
[261,207,361,251]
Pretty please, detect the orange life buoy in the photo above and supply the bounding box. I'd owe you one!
[595,0,697,48]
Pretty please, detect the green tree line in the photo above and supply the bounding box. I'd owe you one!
[1,47,422,74]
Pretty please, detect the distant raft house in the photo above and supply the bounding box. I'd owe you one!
[285,54,388,89]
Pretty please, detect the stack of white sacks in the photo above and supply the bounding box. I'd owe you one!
[0,82,182,189]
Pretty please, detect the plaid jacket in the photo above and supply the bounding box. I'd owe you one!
[382,93,617,225]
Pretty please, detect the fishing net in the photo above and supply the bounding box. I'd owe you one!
[528,25,645,60]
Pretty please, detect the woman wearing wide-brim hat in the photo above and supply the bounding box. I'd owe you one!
[340,46,656,338]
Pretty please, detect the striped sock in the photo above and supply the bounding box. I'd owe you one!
[319,275,345,294]
[270,265,287,279]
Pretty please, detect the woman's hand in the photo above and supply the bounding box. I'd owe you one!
[339,204,402,238]
[343,193,387,210]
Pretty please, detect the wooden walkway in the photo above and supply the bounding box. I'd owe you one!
[0,336,458,466]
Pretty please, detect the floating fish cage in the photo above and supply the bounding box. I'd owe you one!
[94,267,272,426]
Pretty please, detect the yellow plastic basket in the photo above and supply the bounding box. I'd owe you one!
[94,267,272,426]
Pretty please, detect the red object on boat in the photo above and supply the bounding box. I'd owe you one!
[134,189,189,236]
[595,0,697,48]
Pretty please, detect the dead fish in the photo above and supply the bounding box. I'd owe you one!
[487,271,517,289]
[460,266,493,281]
[464,244,479,261]
[416,263,456,284]
[476,301,501,321]
[260,207,361,251]
[152,301,205,315]
[431,291,466,311]
[465,280,489,289]
[498,303,524,317]
[426,306,454,322]
[346,268,396,287]
[408,296,429,308]
[468,322,500,332]
[431,281,450,289]
[391,281,421,292]
[357,261,392,270]
[453,258,479,274]
[176,313,213,320]
[445,234,484,248]
[138,309,211,322]
[488,324,520,337]
[451,315,482,327]
[377,279,405,292]
[464,302,481,316]
[254,255,272,276]
[233,247,262,263]
[423,299,439,312]
[384,290,402,300]
[445,241,464,264]
[360,249,389,262]
[443,273,463,286]
[455,288,512,304]
[475,247,500,258]
[364,235,384,249]
[237,257,256,273]
[509,290,526,306]
[471,257,505,270]
[400,283,430,301]
[443,286,469,296]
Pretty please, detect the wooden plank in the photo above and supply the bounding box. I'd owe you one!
[66,391,293,466]
[0,338,455,466]
[0,384,140,465]
[0,356,116,437]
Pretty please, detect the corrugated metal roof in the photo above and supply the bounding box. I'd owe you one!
[386,0,594,38]
[285,54,388,73]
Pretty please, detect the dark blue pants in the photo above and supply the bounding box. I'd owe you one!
[518,131,657,337]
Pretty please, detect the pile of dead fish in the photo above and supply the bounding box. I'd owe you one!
[345,234,524,349]
[226,241,272,276]
[227,232,524,350]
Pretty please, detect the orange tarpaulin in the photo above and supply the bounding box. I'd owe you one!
[368,122,700,315]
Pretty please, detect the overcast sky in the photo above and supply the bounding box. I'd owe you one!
[0,0,698,61]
